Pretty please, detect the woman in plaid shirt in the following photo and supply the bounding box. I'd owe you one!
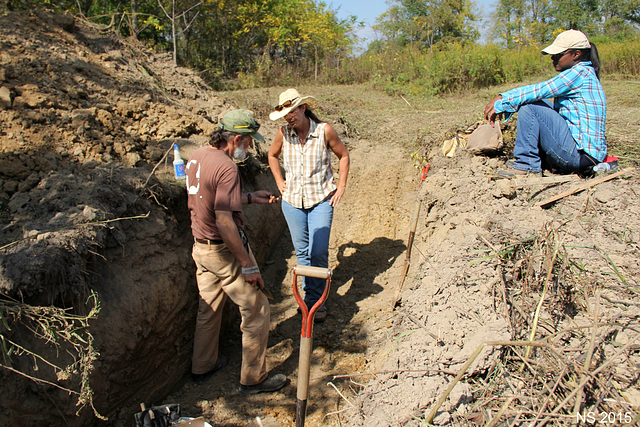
[484,30,606,177]
[268,89,350,323]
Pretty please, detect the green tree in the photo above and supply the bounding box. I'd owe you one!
[600,0,640,37]
[156,0,202,65]
[179,0,357,84]
[375,0,479,50]
[490,0,553,48]
[490,0,640,46]
[550,0,600,34]
[4,0,357,83]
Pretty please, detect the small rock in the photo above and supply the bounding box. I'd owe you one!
[615,330,630,345]
[17,173,40,192]
[433,411,451,425]
[0,85,12,109]
[124,152,142,166]
[82,205,98,221]
[8,192,31,211]
[494,179,516,199]
[14,84,48,108]
[25,109,45,123]
[594,188,616,204]
[3,180,18,193]
[105,50,123,62]
[71,107,97,125]
[622,388,640,406]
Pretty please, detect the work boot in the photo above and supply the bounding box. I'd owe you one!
[313,308,327,323]
[496,166,542,179]
[191,354,228,384]
[297,302,327,323]
[240,372,289,395]
[498,160,542,178]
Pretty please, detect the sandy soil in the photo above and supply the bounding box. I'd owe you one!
[1,10,639,427]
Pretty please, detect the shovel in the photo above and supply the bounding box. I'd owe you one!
[292,265,332,427]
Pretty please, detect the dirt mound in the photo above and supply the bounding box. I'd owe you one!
[344,148,640,425]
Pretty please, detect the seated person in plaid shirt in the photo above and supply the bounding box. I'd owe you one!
[484,30,606,177]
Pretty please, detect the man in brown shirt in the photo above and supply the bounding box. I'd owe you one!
[186,109,287,394]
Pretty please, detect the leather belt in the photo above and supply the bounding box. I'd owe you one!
[195,238,224,244]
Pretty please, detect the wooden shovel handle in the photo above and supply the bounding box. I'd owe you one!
[293,265,332,279]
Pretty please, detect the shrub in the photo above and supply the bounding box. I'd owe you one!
[598,39,640,77]
[338,39,639,96]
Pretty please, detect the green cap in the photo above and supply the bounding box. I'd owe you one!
[219,110,265,143]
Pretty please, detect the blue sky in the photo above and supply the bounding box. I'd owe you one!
[331,0,498,47]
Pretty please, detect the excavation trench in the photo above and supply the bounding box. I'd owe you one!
[163,137,420,426]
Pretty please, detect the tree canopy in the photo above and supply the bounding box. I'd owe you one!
[373,0,480,50]
[490,0,640,48]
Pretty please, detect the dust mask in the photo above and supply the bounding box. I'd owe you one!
[233,143,247,160]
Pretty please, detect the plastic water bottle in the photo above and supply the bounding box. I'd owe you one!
[173,144,186,180]
[592,161,618,175]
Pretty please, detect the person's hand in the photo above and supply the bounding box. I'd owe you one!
[277,180,287,197]
[484,95,503,127]
[330,187,345,207]
[251,190,280,204]
[242,270,264,289]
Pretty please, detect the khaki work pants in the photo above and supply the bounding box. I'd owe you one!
[191,241,269,386]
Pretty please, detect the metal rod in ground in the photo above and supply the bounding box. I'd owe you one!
[296,336,313,427]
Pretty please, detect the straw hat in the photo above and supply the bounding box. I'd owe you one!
[541,30,590,55]
[269,88,318,121]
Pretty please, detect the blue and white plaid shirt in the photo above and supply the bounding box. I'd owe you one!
[494,61,607,161]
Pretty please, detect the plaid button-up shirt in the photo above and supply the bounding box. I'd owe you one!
[495,61,607,161]
[282,120,336,209]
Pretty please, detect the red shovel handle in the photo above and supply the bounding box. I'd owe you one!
[292,265,332,338]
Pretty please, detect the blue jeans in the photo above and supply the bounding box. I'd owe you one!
[512,101,582,173]
[281,199,333,309]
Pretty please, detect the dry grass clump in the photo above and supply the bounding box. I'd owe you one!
[428,221,639,425]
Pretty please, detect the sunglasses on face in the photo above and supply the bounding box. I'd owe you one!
[274,97,299,111]
[551,50,573,60]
